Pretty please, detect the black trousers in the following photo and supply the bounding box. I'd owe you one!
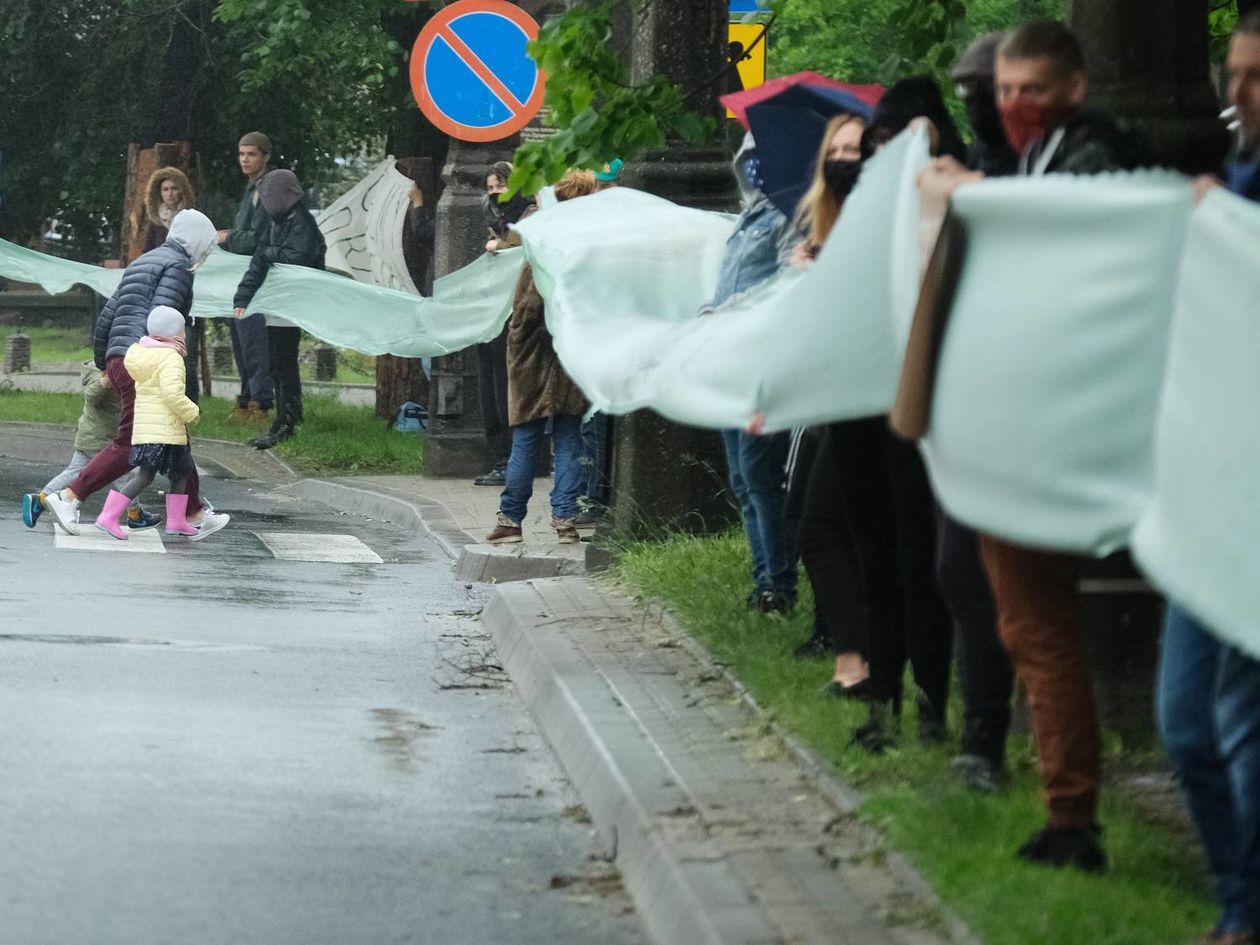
[184,319,200,405]
[816,418,952,713]
[267,326,303,428]
[937,511,1014,762]
[873,433,953,713]
[476,326,511,465]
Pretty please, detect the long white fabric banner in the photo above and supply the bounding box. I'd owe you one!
[516,127,929,431]
[921,171,1193,555]
[0,238,523,358]
[1132,187,1260,659]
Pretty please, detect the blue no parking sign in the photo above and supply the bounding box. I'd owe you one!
[410,0,546,143]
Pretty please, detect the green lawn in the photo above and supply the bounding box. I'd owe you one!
[0,325,92,364]
[2,324,378,385]
[0,387,422,476]
[612,530,1216,945]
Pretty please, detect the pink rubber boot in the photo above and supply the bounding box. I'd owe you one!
[93,490,131,541]
[164,494,199,537]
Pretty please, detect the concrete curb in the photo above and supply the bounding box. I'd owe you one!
[482,581,783,945]
[454,543,585,582]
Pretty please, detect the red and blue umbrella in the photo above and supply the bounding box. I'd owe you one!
[721,72,884,218]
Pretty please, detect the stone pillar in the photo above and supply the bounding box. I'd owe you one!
[424,140,514,476]
[1069,0,1228,173]
[608,0,739,536]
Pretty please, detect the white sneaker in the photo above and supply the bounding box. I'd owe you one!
[43,491,81,535]
[188,511,230,542]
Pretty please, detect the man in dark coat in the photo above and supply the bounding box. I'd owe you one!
[42,210,227,540]
[232,169,326,450]
[217,131,275,421]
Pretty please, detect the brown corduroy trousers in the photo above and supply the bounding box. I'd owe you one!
[978,535,1101,828]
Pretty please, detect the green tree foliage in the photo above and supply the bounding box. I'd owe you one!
[0,2,168,256]
[0,0,414,258]
[1211,1,1240,61]
[508,0,729,196]
[769,0,1065,85]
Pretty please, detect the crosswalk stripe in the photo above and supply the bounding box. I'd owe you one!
[53,526,167,554]
[43,526,384,564]
[254,532,384,564]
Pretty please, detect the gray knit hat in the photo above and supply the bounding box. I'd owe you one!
[238,131,272,154]
[952,32,1004,83]
[147,306,185,338]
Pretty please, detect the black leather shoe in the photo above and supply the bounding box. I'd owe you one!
[252,425,293,450]
[793,633,833,659]
[1017,823,1108,874]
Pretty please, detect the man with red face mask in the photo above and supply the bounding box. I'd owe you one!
[976,19,1146,876]
[995,20,1144,176]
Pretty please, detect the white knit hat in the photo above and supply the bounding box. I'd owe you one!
[147,306,185,338]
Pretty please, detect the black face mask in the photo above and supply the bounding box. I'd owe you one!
[822,158,862,200]
[482,190,532,234]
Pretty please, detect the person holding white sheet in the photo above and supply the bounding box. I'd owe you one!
[708,133,802,616]
[485,170,597,546]
[1155,16,1260,944]
[974,20,1146,875]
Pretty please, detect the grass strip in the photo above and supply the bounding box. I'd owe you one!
[613,529,1215,945]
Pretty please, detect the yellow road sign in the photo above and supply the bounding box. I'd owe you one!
[727,21,767,114]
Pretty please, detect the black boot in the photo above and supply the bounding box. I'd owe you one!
[1017,823,1108,874]
[852,697,900,753]
[915,689,948,745]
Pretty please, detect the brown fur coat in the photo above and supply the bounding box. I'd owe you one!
[140,167,196,252]
[506,263,588,427]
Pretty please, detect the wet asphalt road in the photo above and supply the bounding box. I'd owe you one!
[0,457,643,945]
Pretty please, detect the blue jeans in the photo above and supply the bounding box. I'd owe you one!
[581,412,611,506]
[499,415,583,524]
[721,428,796,599]
[1158,604,1260,935]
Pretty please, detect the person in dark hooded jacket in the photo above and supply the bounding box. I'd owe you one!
[233,168,326,450]
[42,210,228,540]
[473,161,534,488]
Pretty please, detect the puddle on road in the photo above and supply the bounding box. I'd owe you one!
[368,707,440,770]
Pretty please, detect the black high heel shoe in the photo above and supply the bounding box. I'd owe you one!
[822,677,874,700]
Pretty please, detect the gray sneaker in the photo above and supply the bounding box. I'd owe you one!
[950,753,1009,793]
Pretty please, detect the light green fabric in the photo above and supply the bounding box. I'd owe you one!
[921,171,1192,555]
[1133,187,1260,659]
[516,127,929,430]
[0,238,524,357]
[0,240,122,297]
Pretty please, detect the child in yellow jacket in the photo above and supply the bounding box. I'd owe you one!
[94,307,228,541]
